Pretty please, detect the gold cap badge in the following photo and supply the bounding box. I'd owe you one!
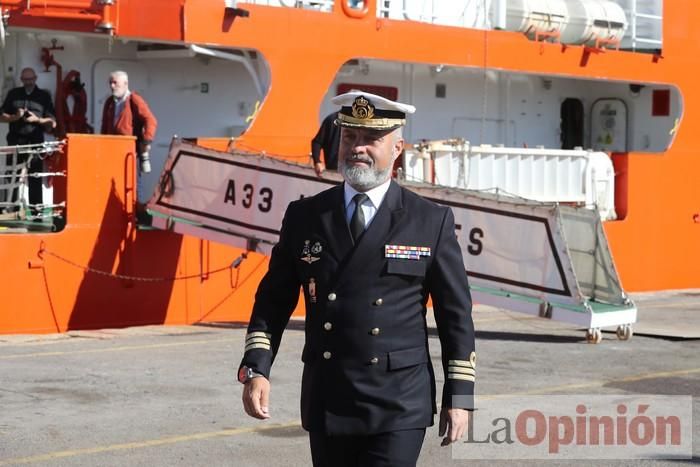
[351,96,374,120]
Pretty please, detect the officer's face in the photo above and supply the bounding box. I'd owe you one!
[338,127,404,191]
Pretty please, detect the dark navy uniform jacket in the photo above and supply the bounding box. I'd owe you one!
[239,181,475,435]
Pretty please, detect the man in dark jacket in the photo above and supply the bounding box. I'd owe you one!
[311,112,340,177]
[0,67,56,213]
[239,91,475,466]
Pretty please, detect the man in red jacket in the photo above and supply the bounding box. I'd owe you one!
[101,71,157,174]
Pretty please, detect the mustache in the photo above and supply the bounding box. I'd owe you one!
[348,153,373,164]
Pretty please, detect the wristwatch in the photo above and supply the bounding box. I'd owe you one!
[238,365,264,384]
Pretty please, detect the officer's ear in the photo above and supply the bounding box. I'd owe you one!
[391,134,404,161]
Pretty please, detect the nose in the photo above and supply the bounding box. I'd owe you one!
[349,137,369,153]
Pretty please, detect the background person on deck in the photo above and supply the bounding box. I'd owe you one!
[0,67,57,214]
[311,112,340,177]
[101,70,157,175]
[239,91,475,466]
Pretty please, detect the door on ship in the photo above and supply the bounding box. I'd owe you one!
[560,98,584,149]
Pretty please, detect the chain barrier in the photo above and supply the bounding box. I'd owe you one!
[38,243,248,282]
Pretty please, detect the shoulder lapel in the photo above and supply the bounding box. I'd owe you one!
[318,184,353,262]
[364,180,406,248]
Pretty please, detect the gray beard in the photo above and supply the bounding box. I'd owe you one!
[340,158,391,192]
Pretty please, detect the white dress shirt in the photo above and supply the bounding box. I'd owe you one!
[344,179,392,230]
[112,90,131,126]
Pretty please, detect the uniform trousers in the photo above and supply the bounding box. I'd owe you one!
[309,428,426,467]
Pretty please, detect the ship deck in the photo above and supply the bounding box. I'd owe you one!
[1,292,698,466]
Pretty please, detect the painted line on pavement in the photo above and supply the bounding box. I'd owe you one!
[0,422,300,466]
[0,337,239,360]
[483,366,700,399]
[2,366,699,465]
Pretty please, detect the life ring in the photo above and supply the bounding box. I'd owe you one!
[57,70,93,136]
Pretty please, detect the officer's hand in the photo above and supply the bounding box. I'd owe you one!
[313,161,325,177]
[14,108,26,120]
[439,407,470,446]
[242,376,271,420]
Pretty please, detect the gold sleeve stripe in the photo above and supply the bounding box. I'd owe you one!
[448,363,473,369]
[448,360,474,368]
[245,336,270,342]
[448,373,475,382]
[244,343,271,352]
[448,367,475,376]
[245,337,271,345]
[246,332,272,339]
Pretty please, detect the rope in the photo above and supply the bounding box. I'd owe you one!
[229,141,312,160]
[39,245,248,283]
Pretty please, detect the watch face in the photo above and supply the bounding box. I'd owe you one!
[238,366,248,383]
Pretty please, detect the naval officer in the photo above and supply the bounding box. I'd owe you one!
[238,91,476,466]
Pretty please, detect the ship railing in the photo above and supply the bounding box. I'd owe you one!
[241,0,664,52]
[377,0,492,28]
[401,140,617,221]
[621,0,663,51]
[242,0,491,24]
[0,141,66,230]
[240,0,335,12]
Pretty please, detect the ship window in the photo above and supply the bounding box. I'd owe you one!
[436,83,446,98]
[652,89,671,117]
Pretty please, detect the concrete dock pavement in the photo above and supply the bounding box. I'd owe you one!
[0,300,698,466]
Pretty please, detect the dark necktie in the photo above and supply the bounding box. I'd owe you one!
[350,193,369,243]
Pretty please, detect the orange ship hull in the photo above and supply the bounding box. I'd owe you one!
[0,1,698,333]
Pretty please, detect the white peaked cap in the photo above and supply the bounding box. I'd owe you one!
[331,90,416,130]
